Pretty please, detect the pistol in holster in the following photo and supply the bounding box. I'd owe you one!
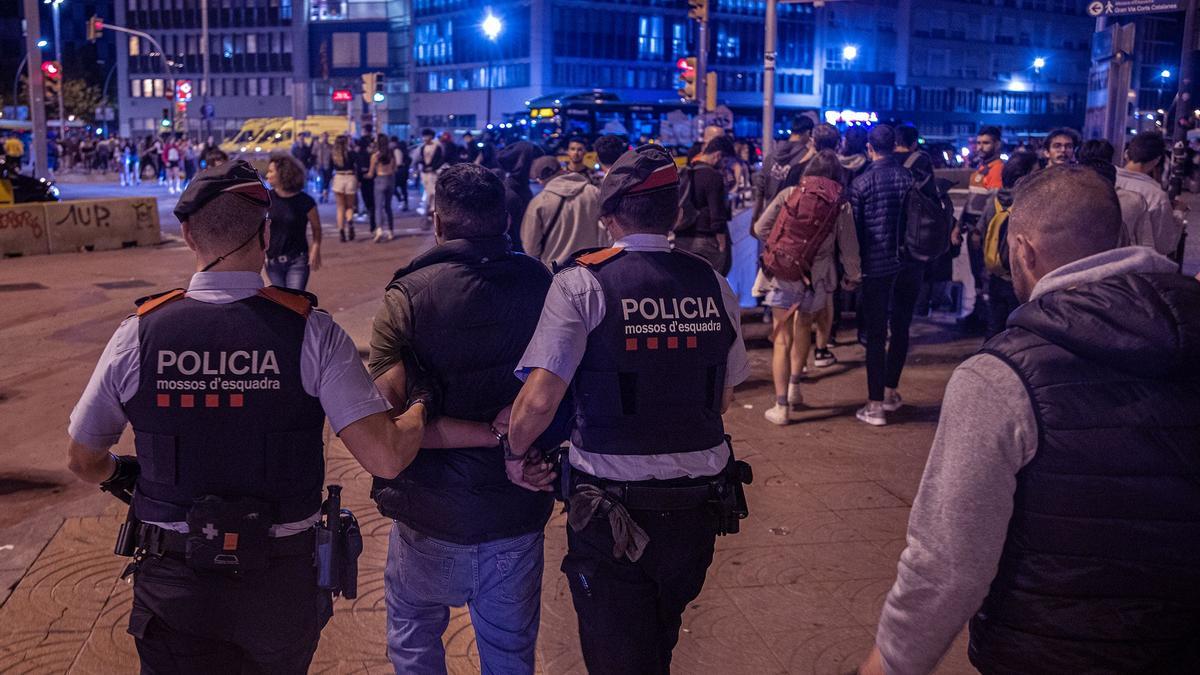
[315,484,363,599]
[713,435,753,536]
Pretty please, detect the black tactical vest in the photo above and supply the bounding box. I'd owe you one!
[371,236,554,544]
[968,272,1200,674]
[123,288,326,524]
[571,248,734,456]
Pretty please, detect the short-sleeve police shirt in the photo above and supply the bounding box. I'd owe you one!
[68,271,390,533]
[516,233,751,481]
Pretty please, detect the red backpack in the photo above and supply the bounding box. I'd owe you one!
[762,175,843,283]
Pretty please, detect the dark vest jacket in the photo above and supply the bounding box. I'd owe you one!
[969,271,1200,675]
[571,248,735,456]
[124,288,326,524]
[371,236,554,544]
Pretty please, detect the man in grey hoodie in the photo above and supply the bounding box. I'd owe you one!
[859,165,1200,675]
[521,156,609,267]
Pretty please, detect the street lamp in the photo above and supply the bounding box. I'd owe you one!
[13,38,50,116]
[842,44,858,64]
[1033,57,1046,72]
[481,11,503,128]
[36,39,47,48]
[1160,69,1172,111]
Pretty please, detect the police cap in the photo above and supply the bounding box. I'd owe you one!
[598,144,679,217]
[173,159,271,223]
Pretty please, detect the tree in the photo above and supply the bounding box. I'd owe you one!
[62,80,103,123]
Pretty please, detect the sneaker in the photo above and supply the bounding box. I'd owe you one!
[787,383,803,406]
[764,404,792,426]
[856,404,887,427]
[813,348,837,368]
[883,391,903,412]
[373,229,385,243]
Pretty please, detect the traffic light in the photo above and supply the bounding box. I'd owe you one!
[361,72,377,103]
[87,16,104,42]
[677,57,697,101]
[705,71,717,112]
[687,0,708,22]
[161,108,172,128]
[42,61,62,101]
[372,73,386,103]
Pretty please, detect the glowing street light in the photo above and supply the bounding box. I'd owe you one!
[1161,69,1173,79]
[482,13,503,41]
[36,39,48,48]
[842,45,858,62]
[1033,57,1046,72]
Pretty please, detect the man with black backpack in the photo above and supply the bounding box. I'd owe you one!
[521,155,608,267]
[846,125,920,427]
[674,136,734,274]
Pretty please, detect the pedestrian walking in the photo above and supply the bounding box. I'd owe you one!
[417,128,445,227]
[368,133,396,242]
[754,151,861,424]
[1116,131,1184,258]
[369,163,566,674]
[164,135,183,194]
[315,132,334,203]
[391,136,411,211]
[504,144,752,675]
[65,159,429,673]
[978,151,1039,338]
[355,136,377,236]
[592,134,628,183]
[330,135,359,241]
[265,153,322,291]
[674,136,735,274]
[120,138,139,186]
[182,138,198,188]
[496,141,543,252]
[521,155,608,267]
[859,164,1200,675]
[3,132,23,167]
[839,125,869,182]
[846,124,918,427]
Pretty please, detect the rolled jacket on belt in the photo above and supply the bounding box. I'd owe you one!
[567,485,650,562]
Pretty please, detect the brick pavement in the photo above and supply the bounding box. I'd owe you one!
[0,219,983,674]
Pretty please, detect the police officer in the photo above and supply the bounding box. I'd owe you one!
[66,159,429,673]
[503,145,752,674]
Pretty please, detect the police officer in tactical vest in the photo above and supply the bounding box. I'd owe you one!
[504,145,753,674]
[66,160,429,673]
[368,163,568,673]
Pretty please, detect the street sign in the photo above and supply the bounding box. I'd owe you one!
[1087,0,1183,17]
[175,80,193,103]
[331,89,352,102]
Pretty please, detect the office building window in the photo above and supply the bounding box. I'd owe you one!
[825,47,848,70]
[716,28,739,60]
[671,22,686,60]
[129,35,140,56]
[332,33,361,68]
[248,78,258,96]
[637,16,663,60]
[366,32,388,67]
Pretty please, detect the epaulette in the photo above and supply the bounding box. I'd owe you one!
[135,289,186,317]
[574,247,625,269]
[259,286,316,317]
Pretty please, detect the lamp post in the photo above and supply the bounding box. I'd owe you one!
[842,44,858,65]
[12,40,49,112]
[1160,68,1172,112]
[1033,57,1045,106]
[481,11,502,128]
[47,0,65,141]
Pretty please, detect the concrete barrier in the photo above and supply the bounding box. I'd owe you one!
[0,203,51,256]
[44,197,160,254]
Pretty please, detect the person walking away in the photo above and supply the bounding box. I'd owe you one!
[1043,127,1080,167]
[504,144,752,674]
[977,151,1039,338]
[182,138,198,188]
[330,135,359,241]
[368,133,397,242]
[754,150,861,425]
[674,136,735,274]
[151,135,165,185]
[859,164,1200,675]
[439,132,461,165]
[592,134,628,184]
[1116,130,1185,259]
[265,153,323,291]
[521,155,608,267]
[496,141,543,252]
[564,137,593,182]
[846,125,918,426]
[315,132,334,203]
[119,138,137,186]
[391,136,411,211]
[164,136,183,194]
[417,128,445,228]
[66,159,431,673]
[839,126,869,182]
[1079,138,1154,250]
[370,163,567,674]
[355,136,377,236]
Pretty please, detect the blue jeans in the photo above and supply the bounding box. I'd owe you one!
[265,253,310,291]
[384,520,543,675]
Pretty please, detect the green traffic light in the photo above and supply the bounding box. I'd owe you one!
[373,92,385,103]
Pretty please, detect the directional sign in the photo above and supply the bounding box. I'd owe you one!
[1087,0,1183,17]
[331,89,353,102]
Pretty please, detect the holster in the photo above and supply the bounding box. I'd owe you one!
[315,485,362,599]
[713,436,753,536]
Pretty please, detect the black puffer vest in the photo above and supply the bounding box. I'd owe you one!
[571,248,735,456]
[969,271,1200,674]
[371,236,554,544]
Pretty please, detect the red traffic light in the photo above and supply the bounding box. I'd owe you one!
[41,61,61,80]
[331,89,353,102]
[676,58,692,71]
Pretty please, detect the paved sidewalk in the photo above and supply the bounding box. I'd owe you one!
[0,223,981,674]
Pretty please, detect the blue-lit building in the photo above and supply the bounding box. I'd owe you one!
[409,0,1099,144]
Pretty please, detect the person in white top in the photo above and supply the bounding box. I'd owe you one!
[1114,130,1185,259]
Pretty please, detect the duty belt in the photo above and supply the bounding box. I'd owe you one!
[134,522,315,559]
[596,481,720,511]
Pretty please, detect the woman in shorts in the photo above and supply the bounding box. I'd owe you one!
[329,135,358,241]
[752,150,861,425]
